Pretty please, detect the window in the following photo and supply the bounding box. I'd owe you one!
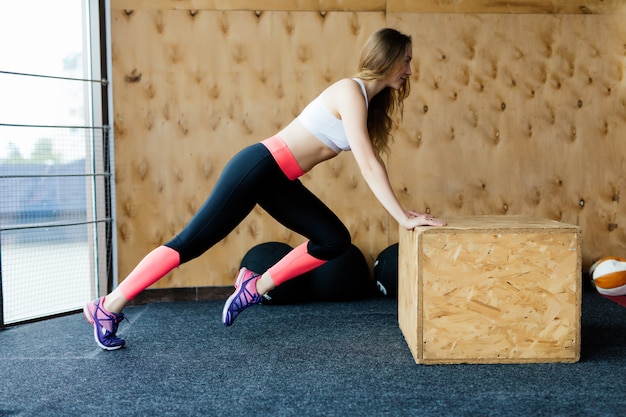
[0,0,113,326]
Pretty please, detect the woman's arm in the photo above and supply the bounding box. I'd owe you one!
[354,138,444,229]
[334,80,445,229]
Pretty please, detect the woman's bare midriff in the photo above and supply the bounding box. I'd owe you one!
[276,120,340,173]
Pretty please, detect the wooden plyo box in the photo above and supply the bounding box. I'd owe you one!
[398,215,581,364]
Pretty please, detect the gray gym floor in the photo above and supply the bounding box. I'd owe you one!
[1,290,624,417]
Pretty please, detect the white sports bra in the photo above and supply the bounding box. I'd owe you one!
[296,78,368,153]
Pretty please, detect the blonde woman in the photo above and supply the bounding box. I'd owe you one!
[84,27,446,350]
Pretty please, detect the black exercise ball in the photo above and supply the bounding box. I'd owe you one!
[373,243,398,298]
[308,243,371,302]
[239,241,312,305]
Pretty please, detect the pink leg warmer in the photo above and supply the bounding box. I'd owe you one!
[266,241,326,286]
[117,246,180,300]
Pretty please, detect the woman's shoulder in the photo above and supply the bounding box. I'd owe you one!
[325,78,367,104]
[329,77,362,90]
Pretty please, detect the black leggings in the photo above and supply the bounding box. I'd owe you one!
[165,143,351,264]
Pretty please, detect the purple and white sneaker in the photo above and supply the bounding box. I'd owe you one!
[222,268,262,326]
[83,296,126,350]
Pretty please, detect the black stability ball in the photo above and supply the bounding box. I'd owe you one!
[373,243,399,298]
[239,241,312,305]
[308,243,371,302]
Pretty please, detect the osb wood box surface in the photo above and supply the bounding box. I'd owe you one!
[398,215,581,365]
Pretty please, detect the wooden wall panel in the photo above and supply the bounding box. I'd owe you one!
[388,0,626,14]
[110,0,626,14]
[111,0,626,290]
[110,0,386,12]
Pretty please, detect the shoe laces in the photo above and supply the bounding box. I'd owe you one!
[234,276,261,311]
[96,304,127,336]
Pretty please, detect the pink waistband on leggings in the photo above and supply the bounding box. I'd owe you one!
[261,136,305,180]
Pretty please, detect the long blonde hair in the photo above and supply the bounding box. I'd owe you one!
[354,28,412,156]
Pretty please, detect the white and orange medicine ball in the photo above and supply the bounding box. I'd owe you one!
[588,256,626,296]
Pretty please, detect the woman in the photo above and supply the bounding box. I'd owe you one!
[84,27,446,350]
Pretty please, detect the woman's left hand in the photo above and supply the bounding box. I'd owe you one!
[404,211,447,228]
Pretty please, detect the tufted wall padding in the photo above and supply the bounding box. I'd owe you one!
[386,13,626,270]
[111,1,626,290]
[112,7,386,288]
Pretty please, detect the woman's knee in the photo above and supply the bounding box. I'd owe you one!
[308,226,351,260]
